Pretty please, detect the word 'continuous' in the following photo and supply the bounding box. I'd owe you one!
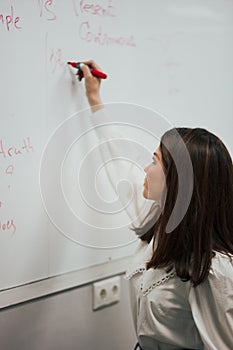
[79,21,136,47]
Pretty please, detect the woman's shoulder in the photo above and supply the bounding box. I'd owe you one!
[209,251,233,281]
[125,244,233,290]
[188,251,233,320]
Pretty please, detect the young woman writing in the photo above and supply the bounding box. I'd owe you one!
[79,60,233,350]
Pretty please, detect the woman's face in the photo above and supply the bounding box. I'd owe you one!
[143,148,166,205]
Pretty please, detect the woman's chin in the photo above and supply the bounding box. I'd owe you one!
[143,188,148,199]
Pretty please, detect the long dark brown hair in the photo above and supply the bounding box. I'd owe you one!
[134,127,233,287]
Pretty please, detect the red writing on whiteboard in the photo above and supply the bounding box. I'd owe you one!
[0,138,33,160]
[0,218,16,235]
[45,33,66,74]
[79,21,136,47]
[38,0,56,21]
[0,165,14,177]
[5,165,14,176]
[0,5,21,32]
[73,0,116,17]
[49,48,65,73]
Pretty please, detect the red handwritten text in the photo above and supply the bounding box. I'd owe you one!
[0,165,14,177]
[73,0,116,17]
[49,48,65,73]
[38,0,56,21]
[0,218,16,235]
[0,5,21,32]
[0,138,33,160]
[79,21,136,47]
[5,165,14,176]
[45,33,66,74]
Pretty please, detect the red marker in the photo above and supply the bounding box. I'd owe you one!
[67,62,107,79]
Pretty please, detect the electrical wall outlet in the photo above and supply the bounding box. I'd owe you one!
[92,276,121,311]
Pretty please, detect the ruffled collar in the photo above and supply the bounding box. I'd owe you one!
[125,240,153,279]
[125,239,176,296]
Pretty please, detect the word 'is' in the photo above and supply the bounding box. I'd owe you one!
[38,0,56,21]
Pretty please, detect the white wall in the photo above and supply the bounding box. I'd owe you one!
[0,275,136,350]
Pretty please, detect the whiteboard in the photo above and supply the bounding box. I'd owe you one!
[0,0,233,300]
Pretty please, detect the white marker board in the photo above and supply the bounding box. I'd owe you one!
[0,0,232,305]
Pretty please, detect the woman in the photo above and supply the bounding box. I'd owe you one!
[79,61,233,350]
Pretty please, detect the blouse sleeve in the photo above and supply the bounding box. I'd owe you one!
[90,107,157,228]
[188,253,233,350]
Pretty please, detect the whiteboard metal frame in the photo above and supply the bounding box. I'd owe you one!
[0,256,132,310]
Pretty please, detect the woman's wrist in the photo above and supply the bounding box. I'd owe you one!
[87,93,104,113]
[80,60,104,112]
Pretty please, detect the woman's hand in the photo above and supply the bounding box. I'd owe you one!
[79,60,104,113]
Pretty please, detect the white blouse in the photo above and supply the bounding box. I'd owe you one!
[92,108,233,350]
[125,240,233,350]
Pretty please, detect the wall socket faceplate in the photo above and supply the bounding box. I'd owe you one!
[92,276,121,311]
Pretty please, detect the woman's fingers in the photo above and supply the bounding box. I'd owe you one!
[82,60,102,71]
[79,63,93,79]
